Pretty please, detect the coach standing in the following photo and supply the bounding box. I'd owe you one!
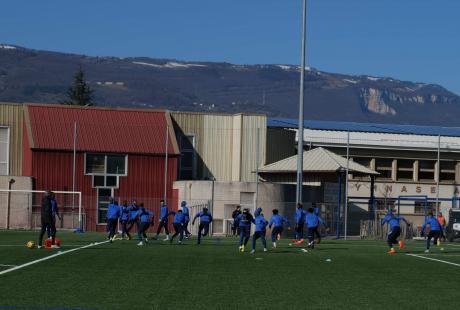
[38,191,58,248]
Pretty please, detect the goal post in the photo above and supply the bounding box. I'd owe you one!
[0,189,83,231]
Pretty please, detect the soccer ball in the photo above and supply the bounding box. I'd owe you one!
[26,241,35,249]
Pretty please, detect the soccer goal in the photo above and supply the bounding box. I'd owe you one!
[0,189,83,231]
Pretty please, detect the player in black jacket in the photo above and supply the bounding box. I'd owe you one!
[38,191,59,248]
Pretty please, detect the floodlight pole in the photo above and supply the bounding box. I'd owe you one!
[72,121,77,229]
[344,131,350,240]
[255,128,260,212]
[435,134,440,216]
[164,125,169,203]
[296,0,307,206]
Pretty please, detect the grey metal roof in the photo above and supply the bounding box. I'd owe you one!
[258,147,378,175]
[268,118,460,138]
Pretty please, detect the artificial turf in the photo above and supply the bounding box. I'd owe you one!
[0,230,459,310]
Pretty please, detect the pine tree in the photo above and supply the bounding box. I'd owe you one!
[64,66,94,106]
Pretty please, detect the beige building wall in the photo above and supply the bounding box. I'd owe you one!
[0,103,24,176]
[174,180,291,235]
[171,112,266,182]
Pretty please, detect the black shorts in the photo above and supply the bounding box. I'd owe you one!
[388,226,401,242]
[240,226,251,237]
[428,230,441,240]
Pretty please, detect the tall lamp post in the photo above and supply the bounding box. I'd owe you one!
[296,0,308,205]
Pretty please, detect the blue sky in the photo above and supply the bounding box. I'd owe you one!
[1,0,459,94]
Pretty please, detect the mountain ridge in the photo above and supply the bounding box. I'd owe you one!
[1,44,459,126]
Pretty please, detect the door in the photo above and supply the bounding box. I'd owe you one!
[97,188,114,224]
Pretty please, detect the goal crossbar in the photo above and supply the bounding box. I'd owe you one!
[0,189,83,230]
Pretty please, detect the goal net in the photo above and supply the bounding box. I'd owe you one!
[0,189,83,231]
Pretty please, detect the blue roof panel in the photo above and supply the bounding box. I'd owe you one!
[268,118,460,137]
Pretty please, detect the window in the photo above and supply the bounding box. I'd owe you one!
[93,175,118,188]
[375,158,393,180]
[179,135,195,180]
[107,155,126,174]
[414,201,438,215]
[85,153,127,175]
[0,127,9,175]
[419,160,435,181]
[354,157,371,168]
[397,159,414,181]
[352,157,372,180]
[440,161,456,182]
[97,188,113,224]
[375,198,395,212]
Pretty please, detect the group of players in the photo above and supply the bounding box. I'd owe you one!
[230,203,327,253]
[106,200,213,246]
[105,198,328,253]
[38,192,446,254]
[380,208,445,254]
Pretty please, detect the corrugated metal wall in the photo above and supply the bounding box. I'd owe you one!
[0,103,24,176]
[203,114,234,180]
[241,115,266,182]
[31,150,178,231]
[171,112,267,182]
[266,127,296,165]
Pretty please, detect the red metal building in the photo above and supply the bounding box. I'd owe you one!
[22,104,179,232]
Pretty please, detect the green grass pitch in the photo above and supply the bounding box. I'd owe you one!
[0,230,459,310]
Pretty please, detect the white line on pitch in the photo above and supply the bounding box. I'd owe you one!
[0,244,85,247]
[406,253,460,267]
[0,240,109,276]
[0,264,17,267]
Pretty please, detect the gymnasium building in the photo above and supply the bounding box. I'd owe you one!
[268,118,460,227]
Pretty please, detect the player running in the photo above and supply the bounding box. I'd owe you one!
[293,203,306,242]
[192,207,213,244]
[126,199,140,236]
[120,200,131,240]
[296,208,326,249]
[380,209,410,254]
[137,203,154,246]
[235,208,255,252]
[154,200,170,241]
[422,212,443,253]
[106,198,121,243]
[180,201,192,239]
[251,208,268,254]
[170,209,186,244]
[268,209,290,248]
[231,205,242,236]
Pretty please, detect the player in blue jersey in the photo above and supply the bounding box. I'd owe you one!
[126,199,140,236]
[235,208,255,252]
[137,203,154,246]
[119,200,131,240]
[192,207,213,244]
[170,210,186,244]
[154,200,170,241]
[293,203,306,241]
[180,201,192,238]
[251,208,268,254]
[106,198,121,243]
[299,208,327,249]
[381,209,410,254]
[422,212,443,253]
[268,209,290,248]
